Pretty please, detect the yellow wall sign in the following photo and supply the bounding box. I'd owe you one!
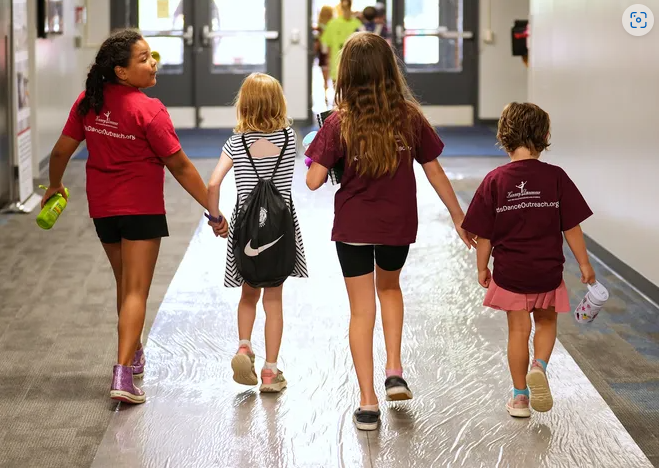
[157,0,169,19]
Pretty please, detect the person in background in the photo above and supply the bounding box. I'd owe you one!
[314,6,334,104]
[322,0,364,86]
[362,6,386,38]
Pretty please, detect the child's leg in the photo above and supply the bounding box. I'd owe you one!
[532,307,557,365]
[232,284,261,386]
[103,241,145,377]
[375,266,403,373]
[345,272,378,406]
[262,284,284,364]
[374,245,410,378]
[238,283,261,342]
[116,239,160,366]
[525,307,557,412]
[506,310,532,391]
[259,284,287,393]
[101,242,123,316]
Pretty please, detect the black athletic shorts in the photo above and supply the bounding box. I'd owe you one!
[93,215,169,244]
[335,242,410,278]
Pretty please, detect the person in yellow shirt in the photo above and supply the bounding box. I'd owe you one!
[322,0,364,85]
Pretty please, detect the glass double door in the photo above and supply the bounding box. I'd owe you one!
[112,0,282,128]
[392,0,478,124]
[309,0,478,125]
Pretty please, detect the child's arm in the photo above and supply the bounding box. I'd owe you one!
[42,135,81,206]
[564,224,596,284]
[476,237,492,288]
[422,159,476,249]
[163,149,210,210]
[207,152,233,236]
[306,162,329,191]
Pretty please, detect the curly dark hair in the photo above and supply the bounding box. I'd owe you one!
[497,102,551,154]
[77,29,143,116]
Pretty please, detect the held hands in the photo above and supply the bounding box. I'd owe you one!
[206,213,229,238]
[452,214,477,250]
[478,268,492,288]
[40,184,67,208]
[580,263,596,285]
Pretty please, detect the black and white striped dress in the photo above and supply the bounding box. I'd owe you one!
[222,127,308,287]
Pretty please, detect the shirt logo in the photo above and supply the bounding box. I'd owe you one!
[507,181,541,201]
[244,235,284,257]
[95,110,119,129]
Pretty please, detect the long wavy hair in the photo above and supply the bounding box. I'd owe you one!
[334,32,422,178]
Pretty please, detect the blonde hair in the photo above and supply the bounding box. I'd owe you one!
[318,5,334,25]
[234,73,290,133]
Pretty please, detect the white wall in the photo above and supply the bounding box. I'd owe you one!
[29,0,109,170]
[528,0,659,285]
[282,0,308,121]
[478,0,529,120]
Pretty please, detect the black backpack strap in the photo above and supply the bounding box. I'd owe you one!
[241,134,261,179]
[270,129,290,179]
[241,129,290,180]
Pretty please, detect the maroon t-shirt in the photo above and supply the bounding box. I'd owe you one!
[462,159,592,294]
[305,111,444,245]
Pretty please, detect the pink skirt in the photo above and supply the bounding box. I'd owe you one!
[483,279,570,313]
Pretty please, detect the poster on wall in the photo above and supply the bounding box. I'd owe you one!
[12,0,33,204]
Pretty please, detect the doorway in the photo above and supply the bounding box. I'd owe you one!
[308,0,478,125]
[111,0,282,128]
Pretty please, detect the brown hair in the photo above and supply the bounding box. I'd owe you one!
[497,102,551,155]
[318,5,334,25]
[234,73,290,133]
[335,32,425,179]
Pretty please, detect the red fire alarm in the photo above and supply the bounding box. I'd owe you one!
[75,6,86,24]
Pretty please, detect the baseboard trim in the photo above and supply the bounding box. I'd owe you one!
[583,234,659,305]
[477,118,498,127]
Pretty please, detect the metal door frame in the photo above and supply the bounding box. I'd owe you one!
[111,0,282,128]
[306,0,479,127]
[392,0,479,125]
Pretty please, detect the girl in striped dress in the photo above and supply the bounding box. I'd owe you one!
[207,73,308,393]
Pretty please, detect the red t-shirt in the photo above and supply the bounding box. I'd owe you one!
[462,159,592,294]
[62,83,181,218]
[305,111,444,245]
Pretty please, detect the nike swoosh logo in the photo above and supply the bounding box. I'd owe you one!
[244,235,284,257]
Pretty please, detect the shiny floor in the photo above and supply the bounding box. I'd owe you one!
[90,161,652,468]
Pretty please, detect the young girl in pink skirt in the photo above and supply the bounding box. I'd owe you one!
[462,102,596,418]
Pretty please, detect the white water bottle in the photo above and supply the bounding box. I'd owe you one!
[574,281,609,324]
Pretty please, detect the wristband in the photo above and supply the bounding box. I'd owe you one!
[204,212,223,224]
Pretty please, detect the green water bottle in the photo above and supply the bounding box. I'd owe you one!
[36,184,70,230]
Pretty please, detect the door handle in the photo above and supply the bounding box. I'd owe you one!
[395,25,473,44]
[141,25,194,46]
[201,25,279,47]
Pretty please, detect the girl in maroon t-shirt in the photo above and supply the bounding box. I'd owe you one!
[462,102,596,419]
[305,32,475,431]
[41,30,228,405]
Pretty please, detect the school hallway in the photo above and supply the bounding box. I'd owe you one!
[0,152,655,468]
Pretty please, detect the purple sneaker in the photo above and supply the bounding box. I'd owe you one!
[110,364,146,404]
[132,345,145,378]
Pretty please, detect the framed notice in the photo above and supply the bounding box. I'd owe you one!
[12,0,33,203]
